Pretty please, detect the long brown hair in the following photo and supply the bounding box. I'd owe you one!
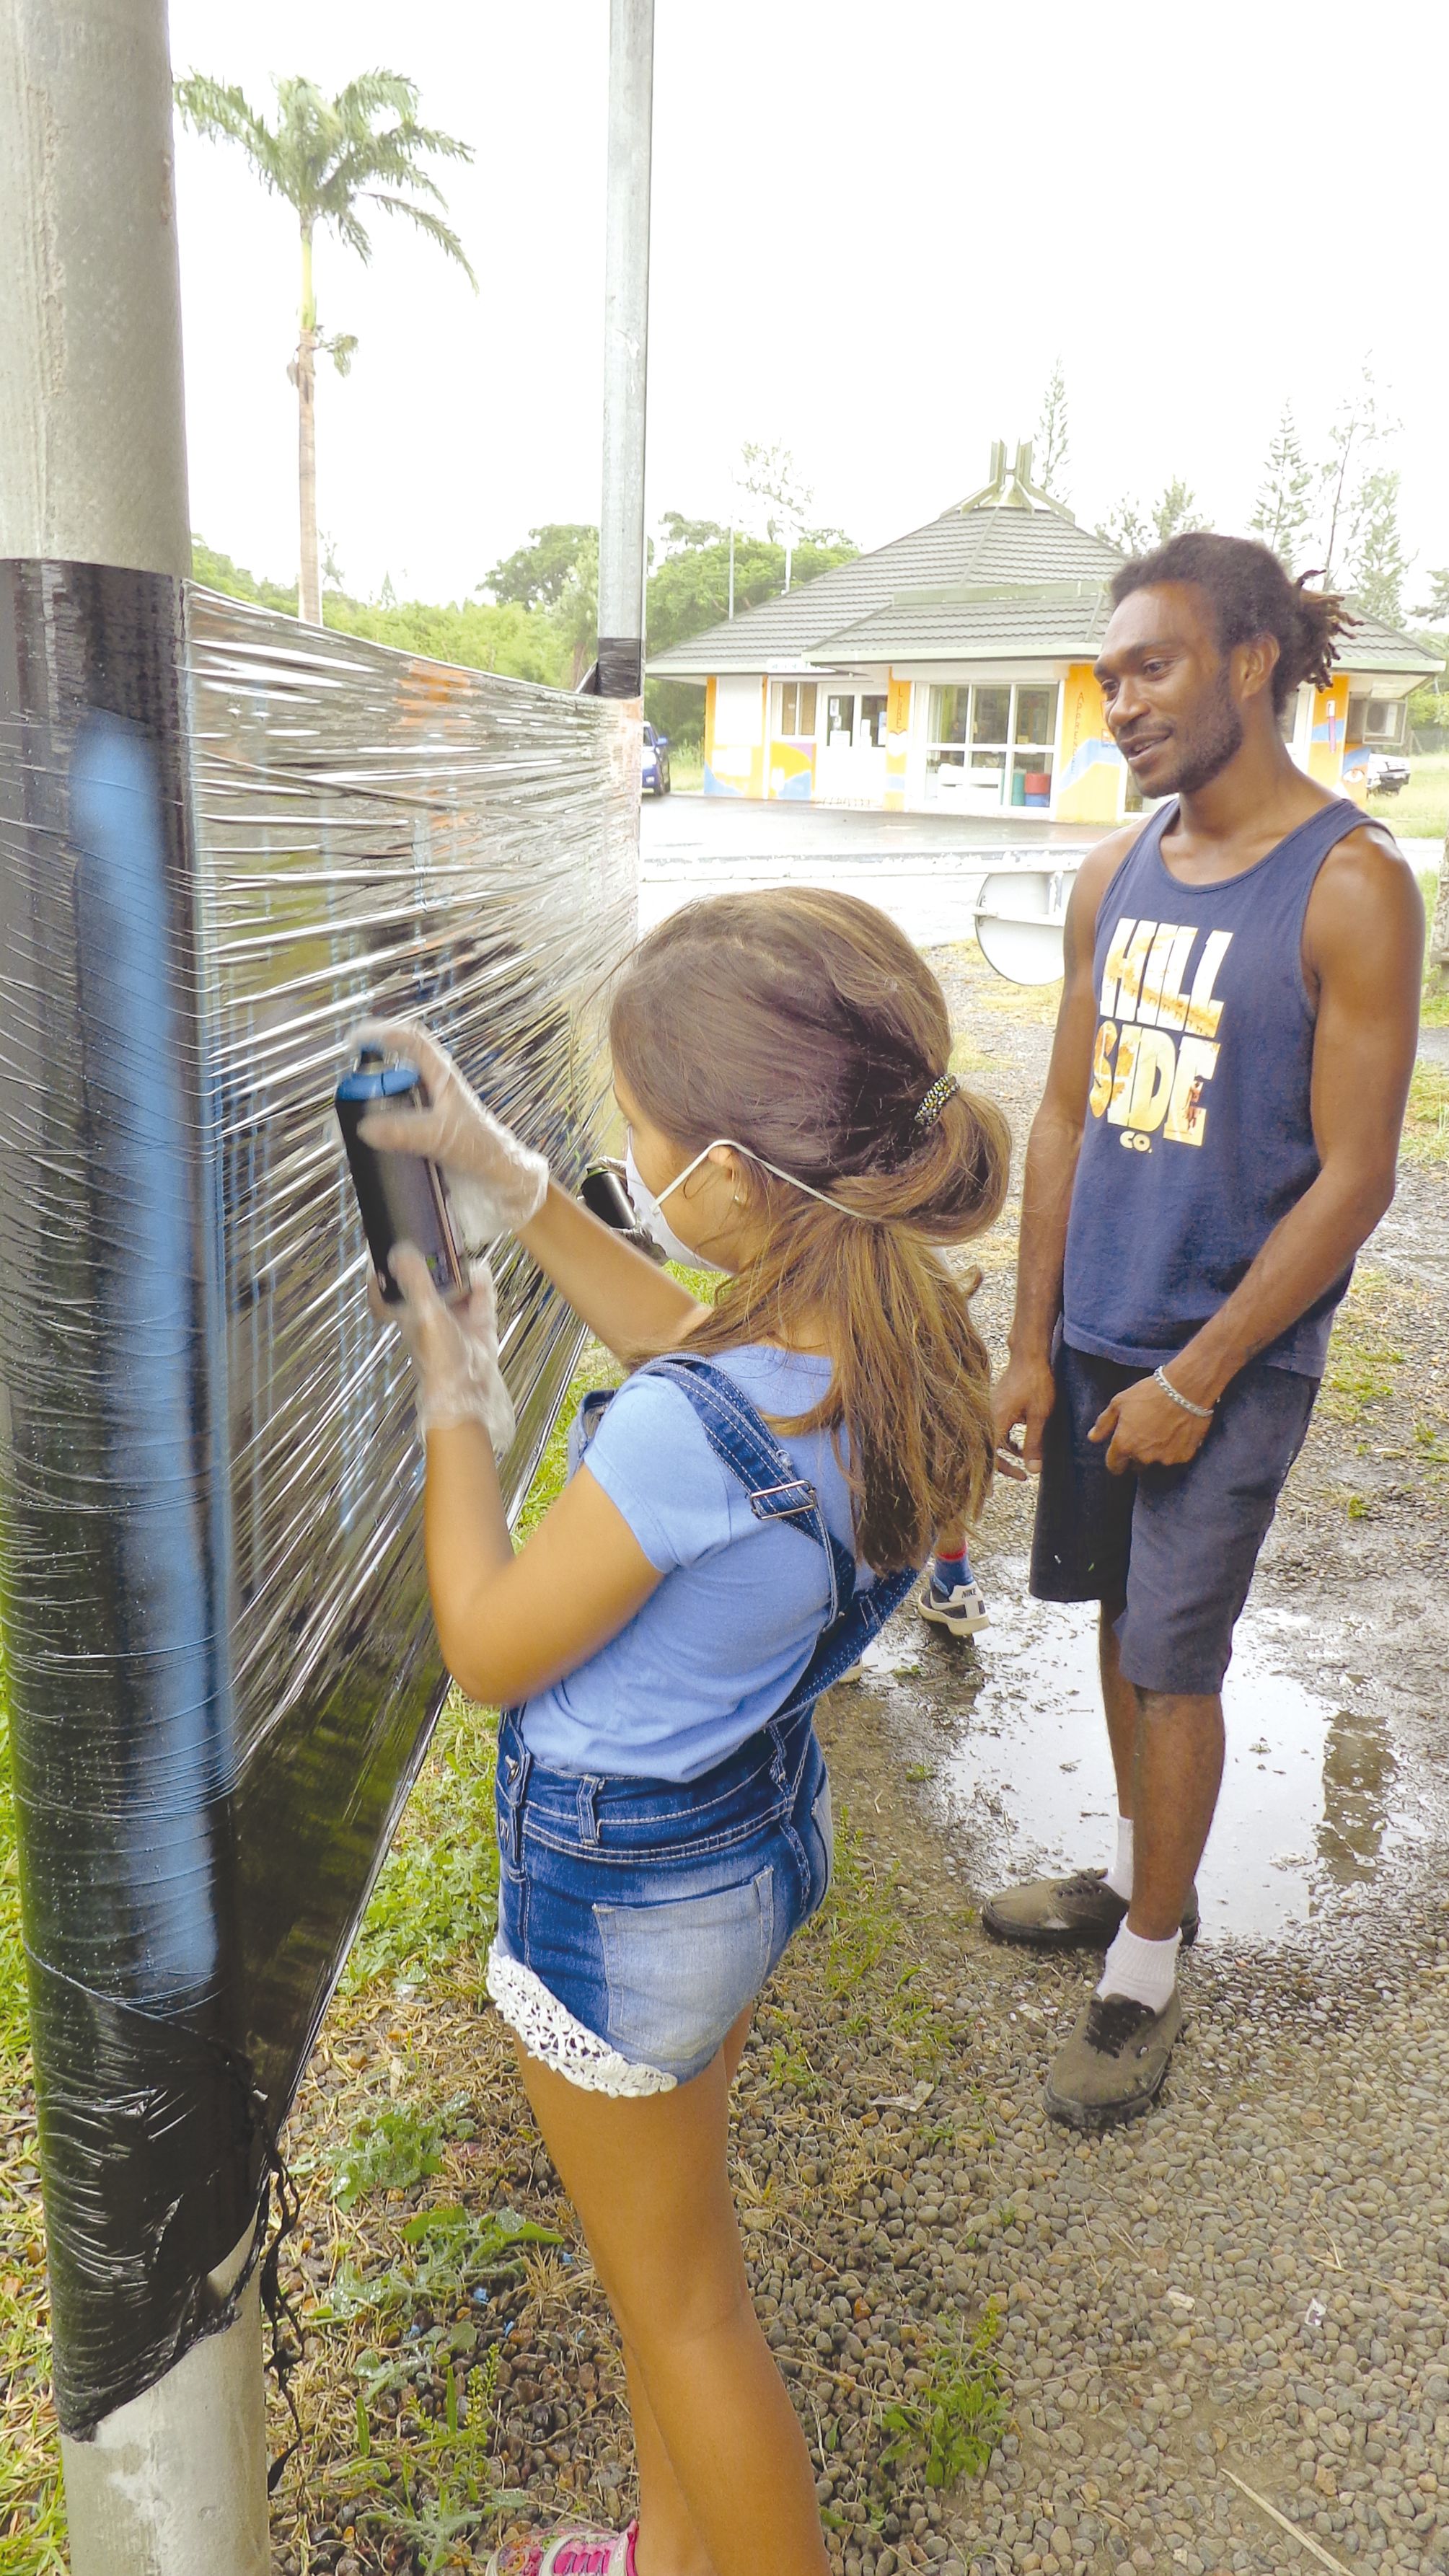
[609,888,1010,1571]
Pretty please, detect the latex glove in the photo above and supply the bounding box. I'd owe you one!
[374,1242,517,1454]
[353,1016,549,1250]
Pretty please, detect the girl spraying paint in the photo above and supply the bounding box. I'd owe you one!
[355,890,1008,2576]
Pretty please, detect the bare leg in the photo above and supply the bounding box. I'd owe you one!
[514,2011,823,2576]
[1127,1688,1224,1941]
[1097,1597,1137,1817]
[599,2009,757,2576]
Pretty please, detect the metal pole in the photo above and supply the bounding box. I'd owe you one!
[595,0,653,697]
[0,0,190,571]
[0,5,268,2567]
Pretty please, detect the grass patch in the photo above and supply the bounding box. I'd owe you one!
[1368,753,1449,844]
[1403,1061,1449,1165]
[1321,1269,1406,1424]
[0,1699,68,2576]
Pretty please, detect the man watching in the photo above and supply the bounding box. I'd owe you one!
[988,532,1422,2130]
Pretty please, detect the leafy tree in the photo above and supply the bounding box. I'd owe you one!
[191,535,568,684]
[1034,359,1070,500]
[1414,568,1449,624]
[190,537,300,614]
[1250,405,1314,566]
[643,518,858,746]
[175,71,475,627]
[1345,467,1410,625]
[657,511,729,556]
[485,523,598,612]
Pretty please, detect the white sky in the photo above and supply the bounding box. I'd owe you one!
[168,0,1449,609]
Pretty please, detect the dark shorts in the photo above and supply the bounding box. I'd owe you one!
[1029,1340,1318,1695]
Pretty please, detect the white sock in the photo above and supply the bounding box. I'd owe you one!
[1104,1815,1134,1902]
[1097,1921,1181,2013]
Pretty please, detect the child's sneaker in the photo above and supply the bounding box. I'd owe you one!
[917,1567,988,1638]
[486,2523,638,2575]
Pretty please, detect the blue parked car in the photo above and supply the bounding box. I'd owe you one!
[642,720,671,796]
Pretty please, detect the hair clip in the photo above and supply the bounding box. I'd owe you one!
[912,1073,959,1133]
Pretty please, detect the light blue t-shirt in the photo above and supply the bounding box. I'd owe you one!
[519,1344,861,1783]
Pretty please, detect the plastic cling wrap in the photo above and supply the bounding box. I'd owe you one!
[0,564,638,2432]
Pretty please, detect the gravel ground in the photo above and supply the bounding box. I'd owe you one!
[256,942,1449,2576]
[12,939,1440,2576]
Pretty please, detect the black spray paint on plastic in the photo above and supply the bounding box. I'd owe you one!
[0,562,638,2432]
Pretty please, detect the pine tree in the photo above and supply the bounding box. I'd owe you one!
[1152,478,1202,544]
[1034,360,1070,500]
[1249,405,1314,567]
[1096,497,1152,555]
[1345,467,1409,625]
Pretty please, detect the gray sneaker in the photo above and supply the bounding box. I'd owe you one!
[981,1866,1199,1951]
[1045,1989,1184,2131]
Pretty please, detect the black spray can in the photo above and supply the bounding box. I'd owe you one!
[335,1046,467,1305]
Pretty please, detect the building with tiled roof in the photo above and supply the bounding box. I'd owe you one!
[648,441,1437,824]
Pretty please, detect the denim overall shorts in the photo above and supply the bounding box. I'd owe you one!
[486,1356,917,2094]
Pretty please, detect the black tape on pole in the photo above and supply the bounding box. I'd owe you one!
[0,565,638,2433]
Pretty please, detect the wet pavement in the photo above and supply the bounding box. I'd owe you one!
[855,1569,1440,1946]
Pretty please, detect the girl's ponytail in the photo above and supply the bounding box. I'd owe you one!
[611,891,1010,1569]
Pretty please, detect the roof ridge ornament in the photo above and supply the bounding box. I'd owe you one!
[954,437,1076,524]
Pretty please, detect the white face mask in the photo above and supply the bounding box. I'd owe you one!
[623,1137,730,1272]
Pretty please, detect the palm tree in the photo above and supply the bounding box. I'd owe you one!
[174,71,475,625]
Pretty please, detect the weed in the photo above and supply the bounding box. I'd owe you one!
[904,1763,932,1785]
[330,2104,453,2208]
[878,2306,1006,2488]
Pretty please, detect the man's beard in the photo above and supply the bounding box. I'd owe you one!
[1155,669,1244,795]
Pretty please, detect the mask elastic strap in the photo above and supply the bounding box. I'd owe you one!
[655,1137,876,1224]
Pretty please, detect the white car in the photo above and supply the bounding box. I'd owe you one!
[1360,749,1410,795]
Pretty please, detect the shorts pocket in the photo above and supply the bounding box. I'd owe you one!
[594,1869,775,2078]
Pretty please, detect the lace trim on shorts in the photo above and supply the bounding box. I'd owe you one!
[485,1944,677,2096]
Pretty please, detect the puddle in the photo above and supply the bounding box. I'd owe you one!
[860,1566,1432,1939]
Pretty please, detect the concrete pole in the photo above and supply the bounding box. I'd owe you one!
[595,0,654,697]
[0,0,190,571]
[0,6,267,2568]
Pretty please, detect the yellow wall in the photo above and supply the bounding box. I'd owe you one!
[1054,664,1124,824]
[767,740,816,799]
[1308,674,1352,796]
[884,674,912,811]
[703,676,716,769]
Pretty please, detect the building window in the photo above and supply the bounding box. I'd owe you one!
[775,679,818,738]
[926,682,1059,808]
[819,690,890,754]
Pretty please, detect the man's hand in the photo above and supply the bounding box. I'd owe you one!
[1089,1374,1213,1475]
[992,1350,1058,1480]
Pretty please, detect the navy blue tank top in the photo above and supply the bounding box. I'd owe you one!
[1062,795,1370,1379]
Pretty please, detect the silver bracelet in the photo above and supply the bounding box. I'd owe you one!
[1153,1364,1214,1421]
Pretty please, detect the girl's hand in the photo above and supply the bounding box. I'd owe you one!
[374,1241,517,1455]
[353,1016,549,1248]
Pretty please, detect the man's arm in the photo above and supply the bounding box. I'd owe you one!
[1093,829,1422,1472]
[993,832,1135,1475]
